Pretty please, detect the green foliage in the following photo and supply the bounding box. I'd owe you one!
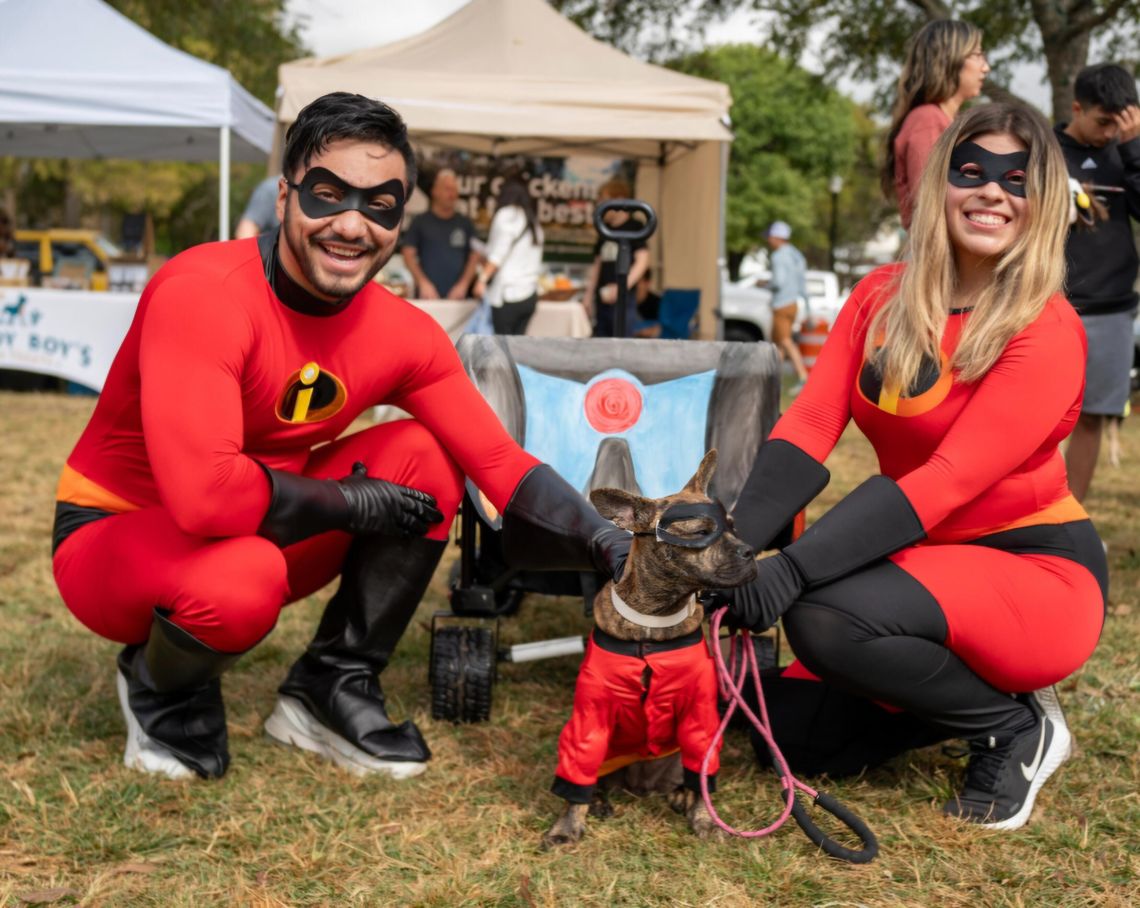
[106,0,307,107]
[669,45,868,266]
[554,0,1140,119]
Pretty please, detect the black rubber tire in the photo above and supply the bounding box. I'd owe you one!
[430,625,495,723]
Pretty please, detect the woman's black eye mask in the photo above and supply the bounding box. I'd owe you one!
[287,167,406,228]
[948,142,1030,197]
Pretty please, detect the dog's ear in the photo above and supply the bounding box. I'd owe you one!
[682,449,718,496]
[590,487,656,532]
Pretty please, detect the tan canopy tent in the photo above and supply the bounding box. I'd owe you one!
[275,0,733,337]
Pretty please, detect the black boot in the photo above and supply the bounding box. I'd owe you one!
[265,534,446,777]
[117,610,244,779]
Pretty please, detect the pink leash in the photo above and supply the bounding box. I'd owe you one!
[700,608,878,863]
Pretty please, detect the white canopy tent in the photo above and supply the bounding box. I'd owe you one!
[276,0,733,337]
[0,0,275,239]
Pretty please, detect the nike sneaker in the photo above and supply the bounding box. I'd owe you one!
[943,694,1071,829]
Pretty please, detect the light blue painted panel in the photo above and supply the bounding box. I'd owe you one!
[518,365,715,496]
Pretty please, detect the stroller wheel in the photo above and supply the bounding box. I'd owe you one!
[430,625,495,723]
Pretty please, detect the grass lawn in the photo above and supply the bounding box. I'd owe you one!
[0,389,1137,907]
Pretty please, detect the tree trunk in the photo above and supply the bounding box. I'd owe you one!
[1042,29,1089,121]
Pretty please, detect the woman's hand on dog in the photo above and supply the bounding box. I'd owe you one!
[712,553,805,631]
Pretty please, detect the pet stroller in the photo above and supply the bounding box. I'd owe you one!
[430,334,791,721]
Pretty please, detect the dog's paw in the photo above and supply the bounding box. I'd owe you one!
[540,826,584,849]
[667,786,695,815]
[588,793,615,820]
[541,804,589,849]
[688,801,728,840]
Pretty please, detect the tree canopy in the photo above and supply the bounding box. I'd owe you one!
[552,0,1140,118]
[669,44,878,272]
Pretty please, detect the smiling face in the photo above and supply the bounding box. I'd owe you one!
[276,138,407,302]
[944,131,1030,276]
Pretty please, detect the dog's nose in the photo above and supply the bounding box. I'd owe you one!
[736,543,754,561]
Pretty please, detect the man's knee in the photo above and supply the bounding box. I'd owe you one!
[169,537,287,652]
[783,601,863,679]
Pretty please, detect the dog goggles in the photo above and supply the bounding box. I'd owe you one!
[287,167,406,229]
[638,500,730,549]
[947,142,1029,197]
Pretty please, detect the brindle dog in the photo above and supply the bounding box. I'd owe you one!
[542,450,758,848]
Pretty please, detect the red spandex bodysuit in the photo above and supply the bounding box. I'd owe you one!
[52,238,538,651]
[773,264,1105,692]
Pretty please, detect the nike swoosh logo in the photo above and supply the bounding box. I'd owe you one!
[1020,722,1047,780]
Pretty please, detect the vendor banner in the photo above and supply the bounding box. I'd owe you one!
[0,288,137,391]
[411,148,638,257]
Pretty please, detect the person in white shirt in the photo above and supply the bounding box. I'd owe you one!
[473,180,545,334]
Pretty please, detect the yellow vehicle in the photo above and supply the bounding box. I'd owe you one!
[12,229,124,291]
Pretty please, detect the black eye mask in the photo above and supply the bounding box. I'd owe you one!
[287,166,406,229]
[634,500,730,549]
[947,142,1030,197]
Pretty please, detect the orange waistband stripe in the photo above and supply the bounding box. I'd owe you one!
[55,464,140,513]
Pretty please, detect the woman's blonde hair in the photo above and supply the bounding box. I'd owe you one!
[866,102,1070,392]
[881,19,983,199]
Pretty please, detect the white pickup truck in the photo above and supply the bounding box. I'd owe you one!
[718,269,846,343]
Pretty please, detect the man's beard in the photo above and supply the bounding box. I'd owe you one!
[283,207,393,301]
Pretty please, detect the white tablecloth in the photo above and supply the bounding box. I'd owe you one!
[410,299,591,342]
[0,288,593,392]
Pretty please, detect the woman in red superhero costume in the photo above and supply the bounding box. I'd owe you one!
[51,93,628,781]
[725,103,1107,831]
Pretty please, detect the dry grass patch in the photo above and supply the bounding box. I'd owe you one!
[0,389,1136,907]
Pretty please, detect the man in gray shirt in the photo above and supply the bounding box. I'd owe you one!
[235,175,281,239]
[766,220,810,392]
[400,169,480,299]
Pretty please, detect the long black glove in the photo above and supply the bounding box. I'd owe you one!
[721,475,926,632]
[258,462,443,548]
[500,464,630,580]
[732,439,830,552]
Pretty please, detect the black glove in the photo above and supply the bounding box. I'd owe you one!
[501,464,631,580]
[719,553,805,632]
[258,462,442,548]
[732,439,830,552]
[337,463,442,536]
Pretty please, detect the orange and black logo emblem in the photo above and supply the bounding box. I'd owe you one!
[857,350,953,417]
[276,361,347,423]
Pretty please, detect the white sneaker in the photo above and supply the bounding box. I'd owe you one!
[264,695,428,779]
[1032,685,1073,762]
[116,671,194,780]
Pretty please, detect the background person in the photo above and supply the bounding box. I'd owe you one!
[234,174,282,239]
[472,179,544,335]
[765,221,810,392]
[582,179,650,338]
[1054,63,1140,502]
[883,19,989,228]
[725,103,1106,831]
[400,169,480,300]
[50,92,629,784]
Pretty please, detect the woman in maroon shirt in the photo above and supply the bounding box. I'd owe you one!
[883,19,990,227]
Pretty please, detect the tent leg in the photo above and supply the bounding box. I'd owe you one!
[219,125,231,241]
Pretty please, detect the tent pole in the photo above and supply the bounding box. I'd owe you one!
[219,125,231,241]
[715,139,729,341]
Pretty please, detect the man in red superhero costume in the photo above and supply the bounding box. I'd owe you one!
[51,92,628,781]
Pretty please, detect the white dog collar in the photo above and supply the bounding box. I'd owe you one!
[610,587,696,629]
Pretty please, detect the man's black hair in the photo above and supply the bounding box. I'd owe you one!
[283,92,417,192]
[1074,63,1139,114]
